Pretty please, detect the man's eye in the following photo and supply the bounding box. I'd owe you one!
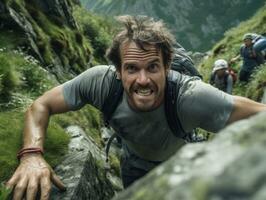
[126,65,136,72]
[149,63,159,71]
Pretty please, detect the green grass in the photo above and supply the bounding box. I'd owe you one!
[0,110,70,183]
[199,3,266,99]
[0,53,21,101]
[0,1,109,196]
[0,111,23,182]
[245,64,266,101]
[73,5,114,64]
[0,50,57,110]
[0,183,12,200]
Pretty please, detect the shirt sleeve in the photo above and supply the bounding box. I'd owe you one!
[177,78,234,133]
[62,65,113,111]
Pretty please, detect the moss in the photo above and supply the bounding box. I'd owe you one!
[72,5,113,64]
[0,29,25,50]
[52,105,103,148]
[0,1,107,191]
[192,179,210,200]
[50,37,67,54]
[44,119,70,167]
[109,154,121,177]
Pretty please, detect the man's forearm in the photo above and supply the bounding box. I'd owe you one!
[228,96,266,124]
[23,100,51,149]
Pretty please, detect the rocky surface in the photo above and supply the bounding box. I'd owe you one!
[0,0,91,82]
[112,112,266,200]
[50,125,122,200]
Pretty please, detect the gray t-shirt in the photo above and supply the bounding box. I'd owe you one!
[63,65,234,161]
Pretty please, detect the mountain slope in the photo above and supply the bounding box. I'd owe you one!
[80,0,265,51]
[199,3,266,101]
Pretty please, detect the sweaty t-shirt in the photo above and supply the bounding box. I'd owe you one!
[63,65,234,161]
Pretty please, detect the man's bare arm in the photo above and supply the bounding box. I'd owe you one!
[227,95,266,124]
[6,85,71,200]
[23,85,70,149]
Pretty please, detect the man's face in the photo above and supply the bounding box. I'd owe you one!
[118,41,168,112]
[216,68,226,77]
[244,39,252,47]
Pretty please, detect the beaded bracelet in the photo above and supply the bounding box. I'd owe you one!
[17,147,44,160]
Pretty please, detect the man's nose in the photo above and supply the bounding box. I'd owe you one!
[136,70,150,85]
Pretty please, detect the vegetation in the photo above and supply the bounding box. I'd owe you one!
[199,3,266,100]
[0,0,109,187]
[73,5,114,64]
[0,0,265,197]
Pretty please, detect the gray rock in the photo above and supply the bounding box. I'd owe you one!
[112,112,266,200]
[50,125,122,200]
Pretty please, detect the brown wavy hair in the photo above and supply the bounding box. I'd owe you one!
[106,15,176,71]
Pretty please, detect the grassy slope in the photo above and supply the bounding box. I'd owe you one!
[0,0,113,190]
[199,3,266,100]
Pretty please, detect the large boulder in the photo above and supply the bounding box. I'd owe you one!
[113,112,266,200]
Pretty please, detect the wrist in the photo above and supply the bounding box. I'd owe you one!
[17,147,44,160]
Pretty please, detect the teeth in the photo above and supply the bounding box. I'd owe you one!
[136,89,152,96]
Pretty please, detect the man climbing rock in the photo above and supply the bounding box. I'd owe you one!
[6,15,266,200]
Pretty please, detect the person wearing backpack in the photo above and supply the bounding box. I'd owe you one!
[231,33,262,82]
[210,59,234,94]
[6,15,266,199]
[252,34,266,64]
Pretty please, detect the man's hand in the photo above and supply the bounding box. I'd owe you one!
[6,154,66,200]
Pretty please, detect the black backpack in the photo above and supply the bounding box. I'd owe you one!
[102,45,206,161]
[171,44,202,79]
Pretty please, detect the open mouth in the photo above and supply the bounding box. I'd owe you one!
[135,88,153,96]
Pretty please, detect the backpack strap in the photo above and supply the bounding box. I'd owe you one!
[105,133,117,162]
[102,70,123,162]
[165,71,209,142]
[102,71,123,126]
[164,71,187,138]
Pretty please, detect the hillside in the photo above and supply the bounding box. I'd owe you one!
[0,0,114,197]
[199,3,266,101]
[80,0,265,52]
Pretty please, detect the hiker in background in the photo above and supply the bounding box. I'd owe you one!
[6,15,266,199]
[252,33,266,64]
[231,33,262,82]
[210,59,234,94]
